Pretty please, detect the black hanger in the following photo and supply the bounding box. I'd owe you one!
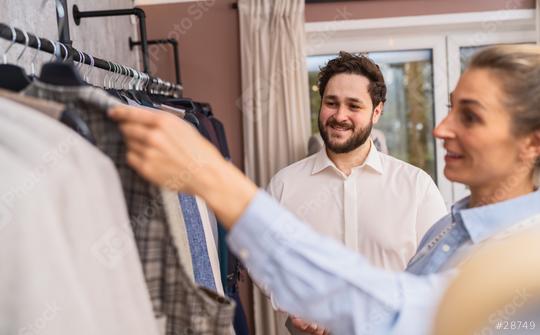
[0,63,32,92]
[199,102,213,117]
[165,98,198,113]
[39,42,86,87]
[0,27,31,92]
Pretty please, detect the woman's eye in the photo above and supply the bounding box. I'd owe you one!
[460,109,479,125]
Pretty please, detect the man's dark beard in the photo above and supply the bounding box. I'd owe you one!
[318,115,373,154]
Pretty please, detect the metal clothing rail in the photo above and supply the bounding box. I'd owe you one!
[0,23,182,95]
[129,37,181,85]
[72,5,150,73]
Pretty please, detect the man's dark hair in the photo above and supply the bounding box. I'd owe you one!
[318,51,387,108]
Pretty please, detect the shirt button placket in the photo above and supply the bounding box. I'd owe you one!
[343,176,358,250]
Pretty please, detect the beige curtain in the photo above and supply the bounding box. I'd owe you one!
[239,0,310,187]
[537,0,539,44]
[238,0,311,334]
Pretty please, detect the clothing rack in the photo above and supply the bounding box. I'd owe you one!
[0,23,182,96]
[129,37,181,85]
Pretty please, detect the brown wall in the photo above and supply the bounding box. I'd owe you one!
[305,0,535,22]
[141,1,254,332]
[141,0,535,170]
[142,0,243,170]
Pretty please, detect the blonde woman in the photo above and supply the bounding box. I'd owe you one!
[110,45,540,335]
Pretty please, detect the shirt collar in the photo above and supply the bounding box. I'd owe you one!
[311,139,384,176]
[452,190,540,244]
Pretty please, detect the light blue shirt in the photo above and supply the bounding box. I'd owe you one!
[407,191,540,275]
[227,190,540,335]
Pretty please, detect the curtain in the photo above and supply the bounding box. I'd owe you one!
[238,0,310,187]
[238,0,311,334]
[537,0,539,44]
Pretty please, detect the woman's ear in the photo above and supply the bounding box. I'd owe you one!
[521,130,540,165]
[530,130,540,160]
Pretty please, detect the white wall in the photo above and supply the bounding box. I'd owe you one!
[0,0,140,79]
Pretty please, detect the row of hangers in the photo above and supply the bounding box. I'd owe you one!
[0,23,181,98]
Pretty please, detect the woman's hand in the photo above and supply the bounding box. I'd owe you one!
[108,106,257,228]
[108,105,222,195]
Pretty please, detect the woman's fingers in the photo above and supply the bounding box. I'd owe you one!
[108,105,160,127]
[120,123,153,145]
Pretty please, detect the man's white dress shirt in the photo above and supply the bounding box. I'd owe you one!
[267,141,447,271]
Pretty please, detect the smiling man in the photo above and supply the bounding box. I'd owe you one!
[266,52,448,334]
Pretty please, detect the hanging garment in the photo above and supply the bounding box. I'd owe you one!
[0,88,64,119]
[188,104,250,334]
[23,82,235,335]
[123,94,196,280]
[0,97,160,335]
[195,195,225,294]
[179,194,218,291]
[157,102,225,293]
[161,190,195,280]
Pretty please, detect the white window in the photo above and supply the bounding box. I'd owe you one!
[305,9,536,206]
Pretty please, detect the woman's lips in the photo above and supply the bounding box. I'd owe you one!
[445,150,464,162]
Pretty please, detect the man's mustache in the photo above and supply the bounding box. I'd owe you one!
[326,118,354,131]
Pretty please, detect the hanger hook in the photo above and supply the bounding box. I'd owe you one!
[128,68,135,90]
[125,66,133,90]
[117,65,124,89]
[16,30,29,64]
[137,71,142,90]
[121,65,130,90]
[144,73,151,92]
[44,39,57,62]
[110,63,117,89]
[76,49,85,70]
[113,63,122,88]
[3,25,17,64]
[30,34,41,76]
[103,61,111,89]
[58,42,68,62]
[140,72,146,91]
[84,53,94,82]
[116,64,123,89]
[128,67,137,90]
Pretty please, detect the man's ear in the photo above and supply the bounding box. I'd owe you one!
[372,102,384,124]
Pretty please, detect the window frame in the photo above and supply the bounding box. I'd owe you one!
[305,9,536,206]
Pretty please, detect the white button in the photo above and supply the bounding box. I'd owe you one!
[442,244,450,252]
[239,249,250,260]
